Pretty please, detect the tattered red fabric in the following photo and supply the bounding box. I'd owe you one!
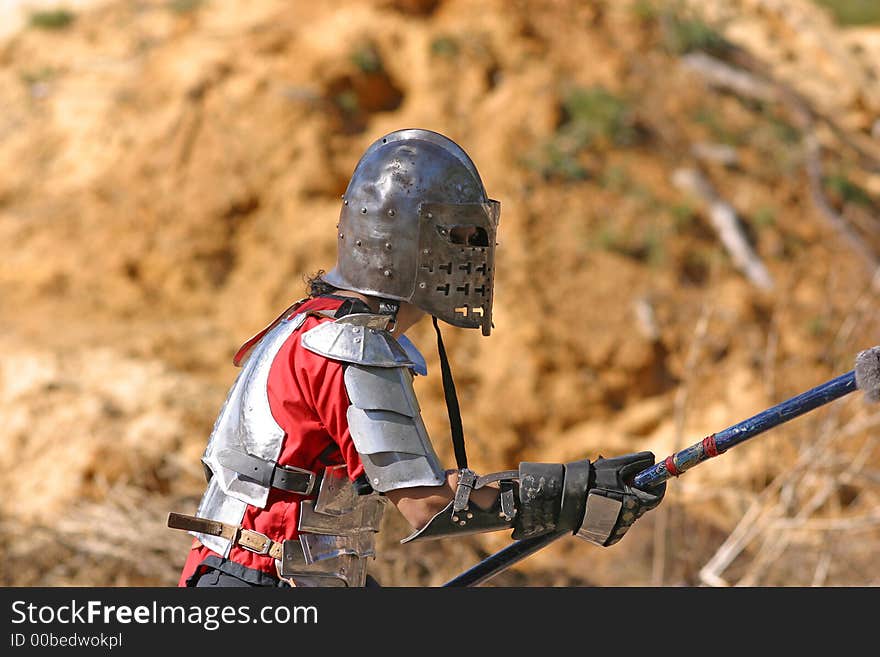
[232,298,309,367]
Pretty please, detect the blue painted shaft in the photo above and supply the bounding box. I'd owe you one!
[445,369,857,587]
[633,370,856,488]
[443,531,568,587]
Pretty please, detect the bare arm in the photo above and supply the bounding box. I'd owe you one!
[385,470,500,530]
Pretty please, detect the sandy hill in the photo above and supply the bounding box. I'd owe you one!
[1,0,879,586]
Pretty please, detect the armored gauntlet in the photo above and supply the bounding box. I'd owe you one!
[576,452,666,546]
[403,452,666,546]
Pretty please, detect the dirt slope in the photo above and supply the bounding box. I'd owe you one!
[1,0,879,586]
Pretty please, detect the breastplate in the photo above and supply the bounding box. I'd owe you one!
[192,312,309,556]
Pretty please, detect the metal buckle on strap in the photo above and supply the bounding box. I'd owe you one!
[275,464,318,495]
[453,468,477,513]
[238,529,273,555]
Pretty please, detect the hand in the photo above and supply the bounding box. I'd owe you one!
[576,451,666,547]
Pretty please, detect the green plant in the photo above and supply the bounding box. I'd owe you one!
[812,0,880,26]
[561,86,637,148]
[19,67,57,86]
[753,206,777,228]
[29,8,75,30]
[691,106,742,146]
[167,0,203,13]
[430,35,460,58]
[334,90,360,115]
[527,86,636,182]
[766,114,801,145]
[807,316,828,337]
[632,0,659,22]
[599,165,631,192]
[350,43,383,74]
[599,164,632,192]
[596,225,622,252]
[659,4,730,56]
[670,202,697,232]
[824,172,874,208]
[591,215,667,267]
[531,142,588,181]
[644,227,667,267]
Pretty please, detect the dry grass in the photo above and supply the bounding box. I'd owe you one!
[2,0,880,588]
[0,487,196,586]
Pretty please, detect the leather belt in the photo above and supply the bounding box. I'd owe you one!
[167,512,284,560]
[216,448,318,495]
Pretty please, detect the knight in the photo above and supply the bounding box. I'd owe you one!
[169,129,666,587]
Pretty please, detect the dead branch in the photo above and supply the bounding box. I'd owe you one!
[633,296,661,342]
[812,550,832,587]
[680,51,880,280]
[691,142,740,168]
[771,512,880,532]
[673,167,774,290]
[803,133,880,275]
[681,52,779,103]
[699,410,880,586]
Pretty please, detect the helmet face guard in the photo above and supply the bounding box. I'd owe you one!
[323,129,501,335]
[412,201,500,336]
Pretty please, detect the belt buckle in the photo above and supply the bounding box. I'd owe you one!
[239,529,273,555]
[278,464,317,495]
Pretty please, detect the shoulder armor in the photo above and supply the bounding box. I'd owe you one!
[301,313,416,369]
[344,364,445,492]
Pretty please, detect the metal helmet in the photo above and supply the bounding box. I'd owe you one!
[324,129,501,336]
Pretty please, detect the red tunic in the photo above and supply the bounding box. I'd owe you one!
[177,296,365,585]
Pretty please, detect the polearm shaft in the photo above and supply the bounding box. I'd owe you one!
[445,369,858,587]
[634,369,855,488]
[443,531,568,587]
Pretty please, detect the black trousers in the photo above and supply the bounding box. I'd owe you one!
[186,556,291,588]
[194,568,290,588]
[187,556,379,587]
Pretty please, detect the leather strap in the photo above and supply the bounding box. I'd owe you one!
[217,448,318,495]
[167,512,284,560]
[432,316,468,469]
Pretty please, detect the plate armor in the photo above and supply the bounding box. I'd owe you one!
[279,464,387,587]
[192,311,311,557]
[300,312,447,492]
[184,308,445,586]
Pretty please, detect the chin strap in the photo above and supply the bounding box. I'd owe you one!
[432,316,476,513]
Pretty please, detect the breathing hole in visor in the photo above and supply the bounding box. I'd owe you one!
[440,225,490,247]
[454,305,485,318]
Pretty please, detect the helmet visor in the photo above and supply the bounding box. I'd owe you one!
[411,200,500,336]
